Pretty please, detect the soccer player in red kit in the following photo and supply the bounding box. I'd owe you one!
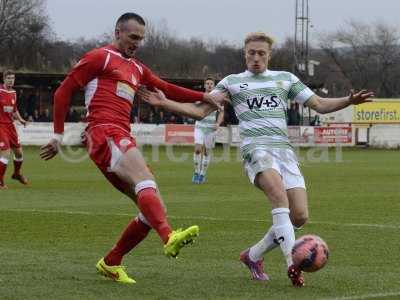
[40,12,225,284]
[0,70,28,189]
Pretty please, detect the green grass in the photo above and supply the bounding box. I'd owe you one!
[0,146,399,300]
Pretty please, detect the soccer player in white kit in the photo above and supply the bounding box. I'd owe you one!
[192,77,224,184]
[138,32,374,287]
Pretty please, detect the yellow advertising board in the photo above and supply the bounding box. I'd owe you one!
[353,101,400,124]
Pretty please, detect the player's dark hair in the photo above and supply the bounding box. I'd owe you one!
[204,76,215,83]
[116,13,146,28]
[3,69,15,78]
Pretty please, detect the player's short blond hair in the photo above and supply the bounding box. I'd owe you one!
[244,32,274,48]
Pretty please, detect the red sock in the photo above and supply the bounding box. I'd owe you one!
[137,188,172,243]
[13,159,22,175]
[0,160,7,183]
[104,217,151,266]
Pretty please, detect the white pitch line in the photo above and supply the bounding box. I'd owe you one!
[1,208,400,229]
[321,291,400,300]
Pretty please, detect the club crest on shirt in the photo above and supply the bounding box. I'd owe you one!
[119,138,131,147]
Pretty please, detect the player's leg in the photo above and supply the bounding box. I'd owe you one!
[85,128,145,283]
[11,146,28,184]
[279,154,308,287]
[102,184,151,264]
[0,127,11,188]
[193,144,202,183]
[112,146,199,257]
[112,147,173,243]
[246,190,307,265]
[255,170,295,266]
[90,127,198,283]
[284,188,308,287]
[240,150,296,283]
[241,169,292,281]
[287,188,308,229]
[103,174,168,266]
[198,131,215,184]
[0,148,11,189]
[193,127,204,183]
[96,178,154,284]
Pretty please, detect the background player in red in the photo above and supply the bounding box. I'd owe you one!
[40,12,225,284]
[0,69,28,189]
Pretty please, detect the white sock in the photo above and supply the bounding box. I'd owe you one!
[272,207,295,267]
[193,153,201,174]
[249,226,278,262]
[14,156,23,162]
[200,154,210,176]
[249,223,302,262]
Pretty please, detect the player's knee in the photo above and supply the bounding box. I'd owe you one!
[292,212,308,228]
[15,153,23,159]
[195,149,202,155]
[260,184,287,206]
[135,180,157,195]
[138,212,151,227]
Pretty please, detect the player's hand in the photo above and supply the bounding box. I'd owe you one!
[20,119,28,127]
[348,90,375,105]
[203,92,229,110]
[40,139,60,160]
[138,87,166,106]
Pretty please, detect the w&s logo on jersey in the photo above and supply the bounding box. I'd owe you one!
[246,95,280,110]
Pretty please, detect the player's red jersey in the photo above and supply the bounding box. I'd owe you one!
[54,44,204,134]
[0,84,17,124]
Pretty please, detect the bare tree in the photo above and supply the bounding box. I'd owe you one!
[0,0,48,44]
[319,21,400,97]
[0,0,53,69]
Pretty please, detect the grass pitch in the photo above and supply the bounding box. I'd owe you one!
[0,146,399,300]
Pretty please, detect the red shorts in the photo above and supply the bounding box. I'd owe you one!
[84,124,136,192]
[0,123,20,151]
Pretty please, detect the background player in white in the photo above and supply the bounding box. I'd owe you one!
[138,32,374,287]
[192,77,224,184]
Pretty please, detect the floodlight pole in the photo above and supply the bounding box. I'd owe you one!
[293,0,310,125]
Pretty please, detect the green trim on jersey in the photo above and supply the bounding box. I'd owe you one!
[237,110,286,122]
[226,73,292,85]
[215,69,314,158]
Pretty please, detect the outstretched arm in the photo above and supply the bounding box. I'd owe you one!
[138,88,217,120]
[305,90,375,114]
[142,67,225,109]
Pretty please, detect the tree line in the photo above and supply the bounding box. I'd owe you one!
[1,0,400,97]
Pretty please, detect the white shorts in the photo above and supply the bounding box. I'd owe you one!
[194,127,216,149]
[243,148,306,190]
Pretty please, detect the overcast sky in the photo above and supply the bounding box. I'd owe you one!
[46,0,398,46]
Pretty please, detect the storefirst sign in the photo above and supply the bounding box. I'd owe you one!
[353,101,400,124]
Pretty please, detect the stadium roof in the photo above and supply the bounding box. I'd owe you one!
[13,72,205,91]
